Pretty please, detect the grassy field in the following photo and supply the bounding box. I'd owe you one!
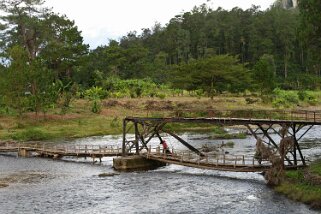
[0,96,258,141]
[0,93,321,141]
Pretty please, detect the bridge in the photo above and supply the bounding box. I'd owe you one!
[0,143,122,162]
[121,110,321,171]
[1,110,321,172]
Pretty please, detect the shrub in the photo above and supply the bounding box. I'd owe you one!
[272,89,299,108]
[156,93,166,99]
[298,90,308,101]
[91,100,101,113]
[85,86,107,100]
[245,97,260,104]
[11,128,52,141]
[225,141,235,148]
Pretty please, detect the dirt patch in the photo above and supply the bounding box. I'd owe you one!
[304,170,321,185]
[144,100,174,111]
[100,109,120,116]
[103,99,121,107]
[23,113,81,120]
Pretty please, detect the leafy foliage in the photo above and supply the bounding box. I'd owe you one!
[253,54,277,94]
[173,55,251,98]
[272,88,300,108]
[0,1,321,116]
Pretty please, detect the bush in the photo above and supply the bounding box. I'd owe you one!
[11,128,52,141]
[100,78,179,99]
[297,90,318,105]
[91,100,101,113]
[245,97,260,104]
[272,89,299,108]
[85,86,107,100]
[156,93,166,99]
[298,90,308,101]
[225,141,235,148]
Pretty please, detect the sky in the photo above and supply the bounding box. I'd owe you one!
[45,0,276,48]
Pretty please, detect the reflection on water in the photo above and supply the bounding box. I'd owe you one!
[0,126,320,214]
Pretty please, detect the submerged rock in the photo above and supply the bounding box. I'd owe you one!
[0,183,9,188]
[98,173,120,177]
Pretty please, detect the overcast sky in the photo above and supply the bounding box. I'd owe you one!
[45,0,275,48]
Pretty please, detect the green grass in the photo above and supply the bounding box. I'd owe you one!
[275,182,321,208]
[285,170,304,180]
[276,160,321,209]
[2,116,123,141]
[9,128,53,141]
[212,132,247,140]
[310,160,321,176]
[1,93,321,142]
[225,141,235,148]
[163,123,221,133]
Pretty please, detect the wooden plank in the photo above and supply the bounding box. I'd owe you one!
[145,154,272,172]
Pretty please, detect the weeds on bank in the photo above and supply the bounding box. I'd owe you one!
[275,182,321,208]
[310,160,321,176]
[276,161,321,209]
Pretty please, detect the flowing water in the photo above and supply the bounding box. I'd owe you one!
[0,126,321,214]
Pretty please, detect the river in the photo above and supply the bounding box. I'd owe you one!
[0,126,320,214]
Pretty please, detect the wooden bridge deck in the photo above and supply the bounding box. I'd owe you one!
[0,143,304,172]
[0,143,122,159]
[144,153,271,172]
[141,147,302,172]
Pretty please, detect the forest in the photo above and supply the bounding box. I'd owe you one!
[0,0,320,115]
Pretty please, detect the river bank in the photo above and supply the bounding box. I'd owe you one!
[0,96,268,141]
[276,160,321,209]
[1,95,321,142]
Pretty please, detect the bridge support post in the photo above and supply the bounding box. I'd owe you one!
[18,148,30,158]
[292,124,306,166]
[122,119,127,156]
[113,156,166,171]
[134,122,139,155]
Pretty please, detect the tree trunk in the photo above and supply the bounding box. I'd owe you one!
[284,52,288,79]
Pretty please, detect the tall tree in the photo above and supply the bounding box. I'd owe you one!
[299,0,321,77]
[1,46,29,116]
[253,54,277,94]
[0,0,47,60]
[0,0,88,113]
[174,55,251,98]
[39,13,88,81]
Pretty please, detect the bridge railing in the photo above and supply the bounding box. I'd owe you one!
[0,143,122,155]
[172,109,321,122]
[40,145,122,155]
[144,146,270,167]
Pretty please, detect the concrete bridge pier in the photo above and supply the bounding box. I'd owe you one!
[18,148,30,158]
[113,155,166,171]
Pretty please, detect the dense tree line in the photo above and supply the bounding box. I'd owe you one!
[76,1,321,92]
[0,0,320,115]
